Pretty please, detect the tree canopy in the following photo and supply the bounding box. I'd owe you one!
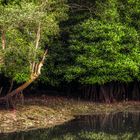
[42,0,140,85]
[0,0,68,83]
[0,0,140,102]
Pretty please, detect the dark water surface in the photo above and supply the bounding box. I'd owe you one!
[0,112,140,140]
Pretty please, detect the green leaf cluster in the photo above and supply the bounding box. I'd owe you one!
[43,0,140,85]
[0,0,68,83]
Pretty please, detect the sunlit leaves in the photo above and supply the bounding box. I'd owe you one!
[0,0,68,82]
[65,18,139,84]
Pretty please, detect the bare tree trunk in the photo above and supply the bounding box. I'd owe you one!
[100,85,110,103]
[0,77,36,101]
[0,22,49,108]
[1,30,6,50]
[32,23,41,73]
[0,87,3,96]
[109,83,116,102]
[8,78,36,98]
[7,80,14,94]
[0,48,48,104]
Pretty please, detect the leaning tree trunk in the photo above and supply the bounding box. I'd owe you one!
[0,78,36,101]
[0,48,48,99]
[0,23,48,108]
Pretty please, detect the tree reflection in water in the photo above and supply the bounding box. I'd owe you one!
[0,112,140,140]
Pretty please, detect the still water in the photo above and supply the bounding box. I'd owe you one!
[0,112,140,140]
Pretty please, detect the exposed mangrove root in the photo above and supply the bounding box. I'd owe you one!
[80,81,140,102]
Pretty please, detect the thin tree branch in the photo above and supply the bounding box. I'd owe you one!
[35,23,41,50]
[0,87,3,96]
[1,30,6,50]
[7,80,14,94]
[32,23,41,73]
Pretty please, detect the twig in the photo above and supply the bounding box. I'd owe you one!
[0,87,3,96]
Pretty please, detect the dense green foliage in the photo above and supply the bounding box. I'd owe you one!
[66,19,139,84]
[42,0,140,86]
[0,0,140,101]
[0,0,68,83]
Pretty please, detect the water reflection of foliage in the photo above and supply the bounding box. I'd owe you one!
[80,132,140,140]
[1,131,140,140]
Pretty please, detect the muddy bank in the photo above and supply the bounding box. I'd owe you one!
[0,95,140,133]
[0,105,73,133]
